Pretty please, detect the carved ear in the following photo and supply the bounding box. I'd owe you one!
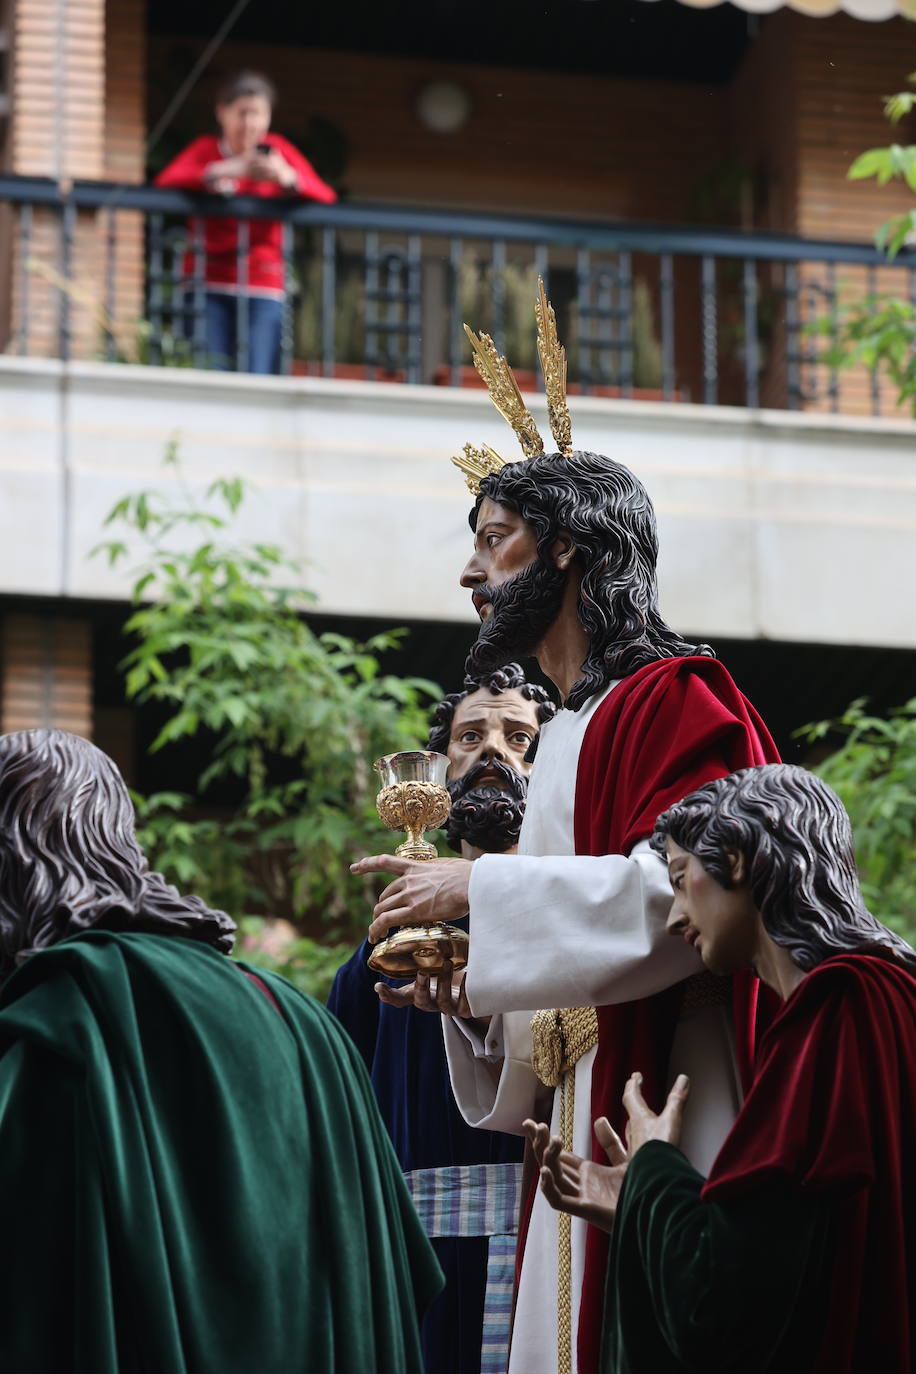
[549,530,577,570]
[725,848,747,886]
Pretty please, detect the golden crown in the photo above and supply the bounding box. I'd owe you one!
[450,278,573,495]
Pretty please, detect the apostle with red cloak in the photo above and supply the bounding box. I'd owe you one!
[352,442,779,1373]
[529,763,916,1374]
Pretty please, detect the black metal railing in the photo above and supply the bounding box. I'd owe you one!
[1,173,914,415]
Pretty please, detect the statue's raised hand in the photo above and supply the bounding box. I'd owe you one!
[349,854,473,944]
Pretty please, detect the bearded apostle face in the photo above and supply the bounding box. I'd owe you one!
[664,838,760,977]
[460,499,568,678]
[445,686,541,854]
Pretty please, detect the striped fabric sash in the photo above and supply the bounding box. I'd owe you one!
[405,1162,523,1374]
[404,1161,523,1239]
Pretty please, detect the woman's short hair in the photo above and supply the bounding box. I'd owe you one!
[216,70,277,109]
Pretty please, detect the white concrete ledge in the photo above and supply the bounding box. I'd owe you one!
[0,356,914,649]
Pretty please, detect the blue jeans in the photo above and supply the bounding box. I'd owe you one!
[193,293,284,375]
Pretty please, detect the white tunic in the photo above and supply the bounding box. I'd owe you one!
[443,684,743,1374]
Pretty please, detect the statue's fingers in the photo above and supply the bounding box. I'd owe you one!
[367,908,413,944]
[539,1165,578,1216]
[375,981,417,1008]
[622,1071,651,1121]
[433,962,455,1012]
[455,972,473,1018]
[594,1116,628,1166]
[659,1074,690,1134]
[410,972,438,1012]
[351,854,412,877]
[523,1120,551,1165]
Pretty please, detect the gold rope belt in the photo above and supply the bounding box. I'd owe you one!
[530,1006,598,1374]
[527,976,726,1372]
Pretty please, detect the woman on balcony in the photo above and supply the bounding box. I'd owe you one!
[154,70,337,375]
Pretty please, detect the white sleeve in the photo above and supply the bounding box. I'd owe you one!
[442,837,702,1134]
[462,838,702,1017]
[442,1009,553,1135]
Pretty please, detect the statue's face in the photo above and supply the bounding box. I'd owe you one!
[664,838,759,977]
[443,687,539,854]
[460,499,540,613]
[447,687,540,783]
[460,499,567,677]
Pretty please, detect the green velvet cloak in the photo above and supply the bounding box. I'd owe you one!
[0,930,443,1373]
[602,1143,829,1374]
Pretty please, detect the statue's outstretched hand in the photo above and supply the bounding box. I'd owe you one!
[623,1072,690,1155]
[523,1117,628,1235]
[349,854,473,944]
[375,964,475,1018]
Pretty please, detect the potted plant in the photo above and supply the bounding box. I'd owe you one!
[292,256,405,382]
[433,257,539,388]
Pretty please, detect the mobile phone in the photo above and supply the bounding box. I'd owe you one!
[256,142,271,155]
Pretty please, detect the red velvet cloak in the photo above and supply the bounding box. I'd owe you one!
[571,656,780,1373]
[702,953,916,1372]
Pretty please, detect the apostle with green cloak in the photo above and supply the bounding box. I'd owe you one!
[0,727,442,1373]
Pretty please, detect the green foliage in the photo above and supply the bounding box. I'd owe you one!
[806,74,916,412]
[98,449,441,939]
[810,295,916,414]
[235,918,355,1002]
[798,699,916,945]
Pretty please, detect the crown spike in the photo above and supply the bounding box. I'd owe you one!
[450,443,507,496]
[463,324,545,460]
[535,278,573,458]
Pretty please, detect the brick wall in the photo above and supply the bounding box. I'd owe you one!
[3,0,145,358]
[0,614,93,736]
[787,12,916,415]
[103,0,146,357]
[149,36,730,223]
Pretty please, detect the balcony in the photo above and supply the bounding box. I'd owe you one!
[0,175,914,653]
[2,174,915,413]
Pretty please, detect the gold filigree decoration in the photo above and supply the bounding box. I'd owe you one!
[535,277,573,457]
[450,442,507,496]
[376,780,450,860]
[376,780,450,834]
[463,324,545,459]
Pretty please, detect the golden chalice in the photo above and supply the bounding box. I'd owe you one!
[366,750,470,977]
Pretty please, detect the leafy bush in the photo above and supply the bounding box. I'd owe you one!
[799,699,916,945]
[97,447,441,949]
[809,73,916,412]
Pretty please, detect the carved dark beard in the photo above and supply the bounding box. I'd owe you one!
[446,757,528,854]
[465,557,567,678]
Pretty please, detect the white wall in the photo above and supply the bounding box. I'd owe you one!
[1,356,914,649]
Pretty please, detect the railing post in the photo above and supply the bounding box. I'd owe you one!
[18,203,32,357]
[235,218,249,373]
[660,252,675,402]
[700,255,717,406]
[280,220,294,376]
[58,193,75,364]
[742,258,759,410]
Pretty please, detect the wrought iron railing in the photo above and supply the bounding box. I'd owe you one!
[1,173,914,414]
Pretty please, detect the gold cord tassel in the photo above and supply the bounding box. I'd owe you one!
[529,1006,598,1374]
[557,1066,575,1374]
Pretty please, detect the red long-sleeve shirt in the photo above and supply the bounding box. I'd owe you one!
[154,133,337,297]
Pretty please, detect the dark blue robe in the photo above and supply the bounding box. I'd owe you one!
[328,920,523,1374]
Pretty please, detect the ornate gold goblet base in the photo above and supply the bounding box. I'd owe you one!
[367,922,470,977]
[366,751,469,979]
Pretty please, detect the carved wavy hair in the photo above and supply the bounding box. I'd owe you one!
[475,453,713,711]
[426,661,556,755]
[0,729,236,980]
[651,763,916,972]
